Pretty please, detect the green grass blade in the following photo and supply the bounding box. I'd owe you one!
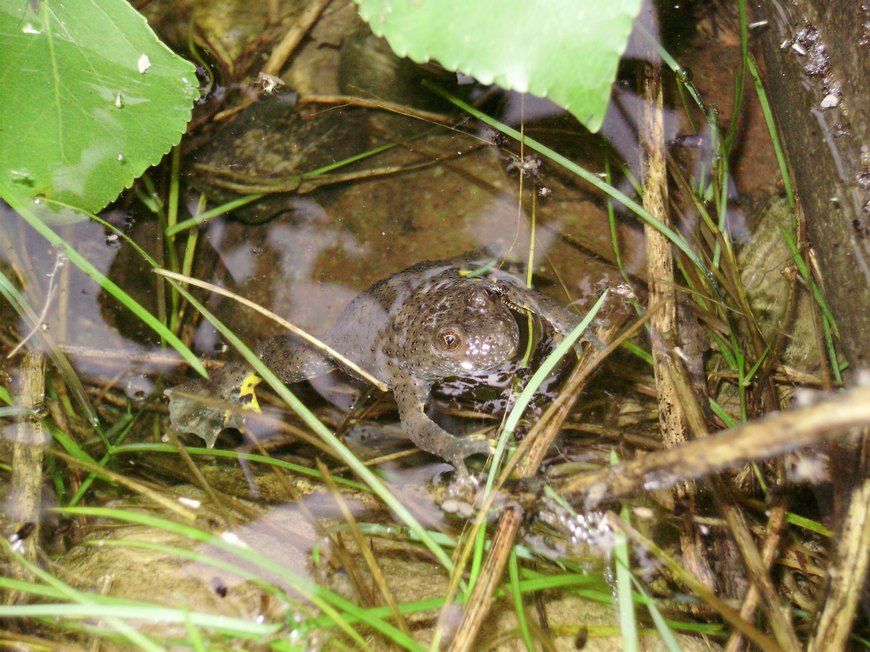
[166,193,265,236]
[166,142,398,236]
[1,541,166,651]
[57,506,423,650]
[508,548,534,651]
[615,486,639,651]
[746,57,794,210]
[631,575,683,652]
[0,264,105,438]
[114,442,368,491]
[487,290,610,490]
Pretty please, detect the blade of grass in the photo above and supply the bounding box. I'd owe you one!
[723,0,749,155]
[740,498,832,537]
[67,411,141,507]
[631,576,683,652]
[470,292,610,588]
[166,192,264,236]
[155,269,387,391]
[487,291,610,494]
[608,514,784,652]
[90,539,309,610]
[614,457,639,652]
[1,540,166,651]
[508,547,534,651]
[636,23,707,115]
[709,397,739,428]
[114,442,368,491]
[778,226,842,381]
[183,611,208,652]
[0,406,38,418]
[746,57,794,210]
[53,450,198,522]
[0,603,280,638]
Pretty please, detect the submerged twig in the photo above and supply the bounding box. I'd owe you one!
[298,94,454,125]
[724,496,789,652]
[193,157,446,196]
[261,0,332,77]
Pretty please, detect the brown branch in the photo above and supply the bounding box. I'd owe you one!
[557,385,870,502]
[639,58,718,605]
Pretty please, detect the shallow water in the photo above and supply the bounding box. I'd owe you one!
[0,1,796,648]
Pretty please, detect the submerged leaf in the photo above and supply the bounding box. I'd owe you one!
[355,0,641,131]
[0,0,198,213]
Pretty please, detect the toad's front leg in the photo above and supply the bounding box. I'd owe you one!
[391,371,492,471]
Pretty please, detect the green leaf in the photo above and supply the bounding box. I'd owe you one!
[0,0,198,213]
[355,0,641,132]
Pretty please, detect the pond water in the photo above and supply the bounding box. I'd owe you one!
[1,1,820,649]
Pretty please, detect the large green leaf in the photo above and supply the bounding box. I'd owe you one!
[0,0,198,213]
[355,0,641,132]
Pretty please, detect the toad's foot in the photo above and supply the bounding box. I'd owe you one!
[404,412,493,472]
[165,362,260,447]
[393,373,493,471]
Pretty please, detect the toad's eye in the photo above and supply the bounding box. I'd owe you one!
[437,329,461,351]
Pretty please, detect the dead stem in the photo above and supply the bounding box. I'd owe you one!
[609,513,785,652]
[155,269,389,392]
[213,0,333,122]
[192,157,447,196]
[669,342,801,648]
[261,0,332,77]
[724,496,790,652]
[5,350,46,597]
[639,60,717,598]
[298,94,455,125]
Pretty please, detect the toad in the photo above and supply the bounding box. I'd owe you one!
[167,256,591,469]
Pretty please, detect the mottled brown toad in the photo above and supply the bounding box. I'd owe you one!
[167,257,589,469]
